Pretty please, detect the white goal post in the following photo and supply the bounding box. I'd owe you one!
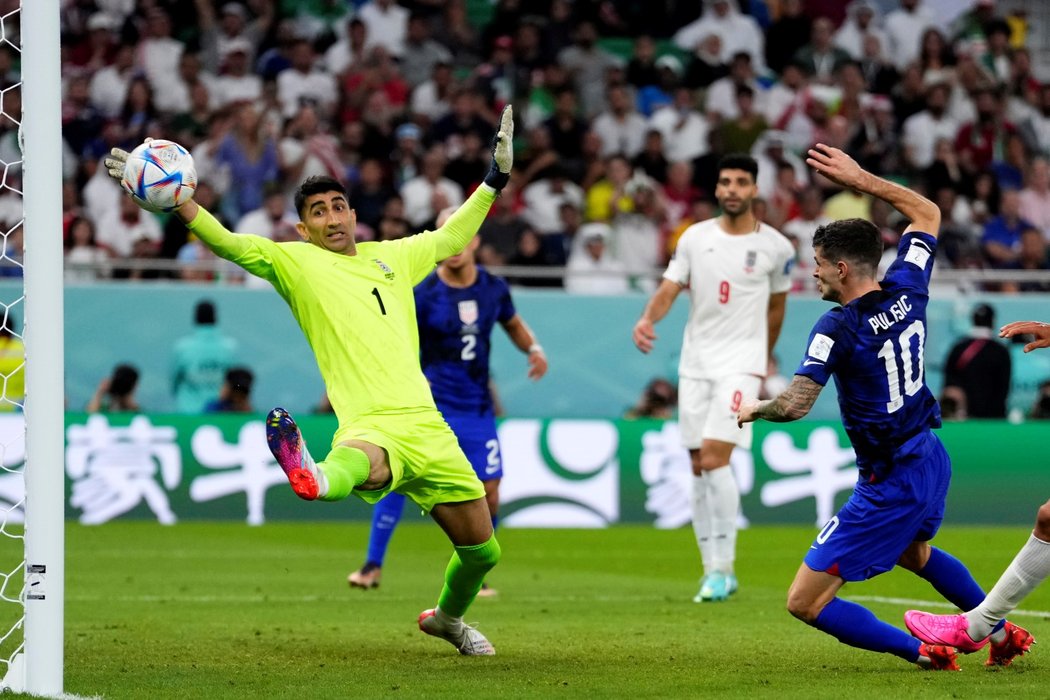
[5,0,65,694]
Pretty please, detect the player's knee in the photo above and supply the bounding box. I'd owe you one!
[698,454,729,472]
[461,536,501,572]
[785,590,818,624]
[1035,501,1050,541]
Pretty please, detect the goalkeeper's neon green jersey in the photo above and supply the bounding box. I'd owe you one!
[187,185,498,422]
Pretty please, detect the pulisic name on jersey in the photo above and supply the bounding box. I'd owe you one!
[867,295,912,334]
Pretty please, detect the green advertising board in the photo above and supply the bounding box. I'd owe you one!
[46,413,1050,528]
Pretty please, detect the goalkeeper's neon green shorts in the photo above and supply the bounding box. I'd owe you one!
[334,409,485,514]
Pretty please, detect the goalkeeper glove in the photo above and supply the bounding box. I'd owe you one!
[483,105,514,191]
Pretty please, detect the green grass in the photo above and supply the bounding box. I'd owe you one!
[17,523,1050,698]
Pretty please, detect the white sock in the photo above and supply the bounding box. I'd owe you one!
[965,533,1050,639]
[302,439,329,497]
[434,606,463,631]
[705,465,739,574]
[691,474,713,575]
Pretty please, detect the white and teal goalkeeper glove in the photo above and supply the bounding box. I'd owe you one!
[483,105,514,191]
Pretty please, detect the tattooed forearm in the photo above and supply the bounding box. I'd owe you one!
[755,375,823,422]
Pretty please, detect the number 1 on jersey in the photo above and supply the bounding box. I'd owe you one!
[371,287,387,315]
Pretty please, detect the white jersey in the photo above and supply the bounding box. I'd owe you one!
[664,218,795,379]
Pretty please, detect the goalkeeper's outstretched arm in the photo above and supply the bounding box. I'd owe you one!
[431,105,514,260]
[104,143,256,261]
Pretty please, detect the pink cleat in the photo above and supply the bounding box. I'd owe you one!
[266,407,320,500]
[904,610,989,653]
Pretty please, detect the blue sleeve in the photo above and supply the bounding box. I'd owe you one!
[794,310,847,386]
[495,276,516,324]
[881,231,937,294]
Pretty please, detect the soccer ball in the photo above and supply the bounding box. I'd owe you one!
[120,139,197,213]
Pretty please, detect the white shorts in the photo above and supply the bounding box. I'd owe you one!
[678,374,762,450]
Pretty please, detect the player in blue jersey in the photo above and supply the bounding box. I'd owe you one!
[737,144,1033,670]
[348,208,548,591]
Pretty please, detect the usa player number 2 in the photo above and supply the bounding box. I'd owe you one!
[876,319,925,413]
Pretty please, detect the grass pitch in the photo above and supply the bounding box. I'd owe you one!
[25,522,1050,698]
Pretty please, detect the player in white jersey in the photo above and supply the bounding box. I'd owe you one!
[633,153,795,602]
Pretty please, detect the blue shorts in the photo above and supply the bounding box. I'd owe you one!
[804,431,951,582]
[444,412,502,482]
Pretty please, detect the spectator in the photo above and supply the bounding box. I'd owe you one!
[585,154,634,223]
[955,87,1017,177]
[648,86,710,163]
[477,181,528,266]
[884,0,937,71]
[673,0,765,76]
[782,185,831,286]
[348,158,397,231]
[196,0,273,74]
[171,300,239,414]
[834,1,886,62]
[624,377,677,420]
[564,222,629,295]
[632,129,669,184]
[718,85,768,155]
[943,303,1011,419]
[212,40,264,108]
[705,51,765,123]
[324,17,369,77]
[764,0,811,74]
[358,0,410,58]
[276,39,339,120]
[1018,157,1050,239]
[682,33,728,90]
[399,145,464,228]
[214,101,280,222]
[591,83,648,159]
[204,366,255,413]
[556,20,622,119]
[521,165,584,238]
[901,82,959,172]
[88,43,136,119]
[235,185,298,240]
[506,227,561,288]
[793,17,851,86]
[87,363,141,413]
[982,188,1031,268]
[917,27,956,84]
[410,60,455,127]
[65,216,110,283]
[1021,83,1050,158]
[95,193,163,263]
[1001,226,1050,293]
[610,173,666,284]
[400,12,453,89]
[137,7,184,94]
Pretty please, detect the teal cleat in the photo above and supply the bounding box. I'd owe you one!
[693,572,729,602]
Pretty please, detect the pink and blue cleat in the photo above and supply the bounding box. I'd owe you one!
[266,407,320,501]
[904,610,990,653]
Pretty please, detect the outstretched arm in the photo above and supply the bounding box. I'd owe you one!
[737,374,823,426]
[1000,321,1050,353]
[431,106,515,260]
[806,144,940,238]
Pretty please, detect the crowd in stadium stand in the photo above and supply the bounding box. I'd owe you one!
[42,0,1050,291]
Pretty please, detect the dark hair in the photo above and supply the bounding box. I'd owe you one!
[971,303,994,329]
[812,218,883,275]
[195,300,216,325]
[226,366,253,394]
[294,175,347,219]
[110,364,139,397]
[716,153,759,181]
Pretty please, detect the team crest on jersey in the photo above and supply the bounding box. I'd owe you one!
[458,300,478,325]
[372,258,395,280]
[744,250,757,273]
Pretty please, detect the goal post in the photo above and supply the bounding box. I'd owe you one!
[18,0,64,694]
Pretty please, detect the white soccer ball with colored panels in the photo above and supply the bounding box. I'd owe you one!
[120,139,197,213]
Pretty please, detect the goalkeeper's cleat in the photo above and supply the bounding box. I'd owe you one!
[986,621,1034,667]
[266,407,321,500]
[348,562,382,589]
[917,643,961,671]
[475,582,498,598]
[418,609,495,656]
[693,572,729,602]
[726,573,738,596]
[904,610,989,653]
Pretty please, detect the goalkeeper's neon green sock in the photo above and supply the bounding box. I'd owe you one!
[317,445,371,501]
[436,535,502,618]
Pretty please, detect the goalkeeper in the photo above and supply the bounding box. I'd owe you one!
[105,107,517,657]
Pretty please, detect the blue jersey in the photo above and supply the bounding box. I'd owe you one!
[796,232,942,481]
[415,267,516,416]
